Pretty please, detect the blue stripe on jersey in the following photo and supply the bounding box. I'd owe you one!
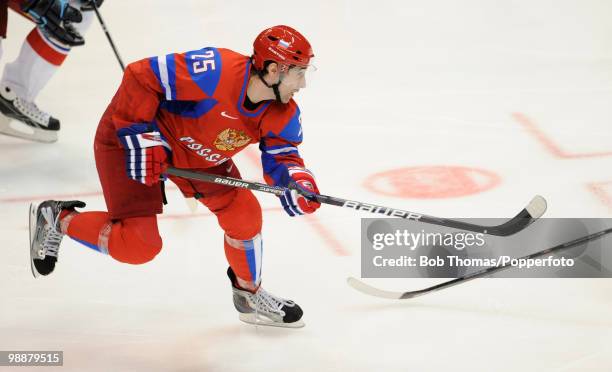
[149,57,163,92]
[166,54,177,100]
[277,107,303,143]
[237,60,271,117]
[262,157,289,187]
[70,237,103,253]
[243,239,258,282]
[186,47,222,97]
[159,98,218,118]
[260,146,300,187]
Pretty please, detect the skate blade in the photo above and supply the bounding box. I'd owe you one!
[29,203,41,278]
[0,117,57,143]
[238,313,305,328]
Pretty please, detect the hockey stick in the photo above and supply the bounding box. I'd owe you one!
[91,3,125,71]
[347,227,612,299]
[165,166,547,236]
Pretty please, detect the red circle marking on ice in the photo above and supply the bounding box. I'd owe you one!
[363,166,501,199]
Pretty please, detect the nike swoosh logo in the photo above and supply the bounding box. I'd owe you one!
[221,111,239,120]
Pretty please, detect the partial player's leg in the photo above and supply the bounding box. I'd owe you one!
[171,162,305,328]
[29,131,165,276]
[60,140,165,265]
[0,1,95,142]
[64,213,163,264]
[28,202,163,276]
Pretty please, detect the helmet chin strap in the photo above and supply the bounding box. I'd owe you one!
[257,70,283,102]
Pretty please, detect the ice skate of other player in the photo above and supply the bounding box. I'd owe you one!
[0,84,61,143]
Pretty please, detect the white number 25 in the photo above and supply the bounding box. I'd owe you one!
[191,50,216,73]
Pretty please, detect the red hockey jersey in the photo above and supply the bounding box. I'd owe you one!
[99,47,307,187]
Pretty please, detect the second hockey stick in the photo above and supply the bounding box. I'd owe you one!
[347,226,612,299]
[92,2,125,71]
[165,166,547,236]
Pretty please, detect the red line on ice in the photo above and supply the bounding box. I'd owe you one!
[513,112,612,213]
[512,112,612,159]
[586,182,612,213]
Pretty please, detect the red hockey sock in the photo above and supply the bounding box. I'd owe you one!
[197,188,263,291]
[224,234,263,292]
[26,27,69,66]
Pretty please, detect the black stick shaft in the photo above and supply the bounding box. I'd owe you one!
[166,166,286,196]
[93,5,125,71]
[165,166,539,236]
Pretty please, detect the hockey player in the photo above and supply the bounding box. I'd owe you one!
[28,25,320,328]
[0,0,102,143]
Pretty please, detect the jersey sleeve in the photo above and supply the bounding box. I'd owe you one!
[259,105,306,187]
[109,47,224,130]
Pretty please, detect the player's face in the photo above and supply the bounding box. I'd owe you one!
[278,67,307,103]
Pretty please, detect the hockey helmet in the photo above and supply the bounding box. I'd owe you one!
[252,25,314,71]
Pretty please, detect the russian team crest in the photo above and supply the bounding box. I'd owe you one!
[214,128,252,151]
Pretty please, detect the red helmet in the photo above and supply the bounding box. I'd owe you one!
[252,25,314,71]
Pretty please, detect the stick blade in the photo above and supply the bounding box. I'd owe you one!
[526,195,547,219]
[486,194,548,236]
[346,277,404,299]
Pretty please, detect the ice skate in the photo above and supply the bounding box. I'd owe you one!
[29,200,86,277]
[227,267,304,328]
[0,84,60,143]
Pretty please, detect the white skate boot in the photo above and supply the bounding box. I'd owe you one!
[0,84,60,143]
[227,267,305,328]
[29,200,85,277]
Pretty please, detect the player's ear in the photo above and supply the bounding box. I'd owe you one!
[266,62,280,78]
